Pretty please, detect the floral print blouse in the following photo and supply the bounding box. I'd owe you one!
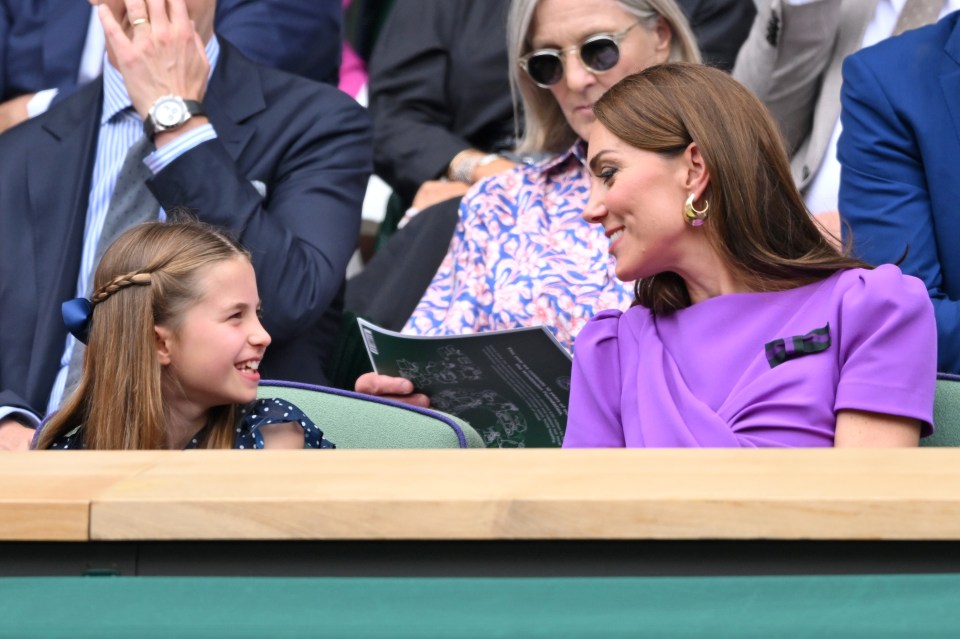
[404,141,633,351]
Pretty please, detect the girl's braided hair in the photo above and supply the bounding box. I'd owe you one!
[36,215,251,450]
[90,271,152,306]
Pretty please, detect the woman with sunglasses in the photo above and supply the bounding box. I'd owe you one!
[356,0,700,406]
[565,64,936,448]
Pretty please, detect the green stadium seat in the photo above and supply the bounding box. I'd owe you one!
[258,380,484,449]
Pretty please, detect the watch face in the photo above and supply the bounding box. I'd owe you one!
[153,97,187,129]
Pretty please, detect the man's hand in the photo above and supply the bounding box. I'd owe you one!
[355,373,431,408]
[97,0,210,121]
[0,94,33,135]
[0,418,35,451]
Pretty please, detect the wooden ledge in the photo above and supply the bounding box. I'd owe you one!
[4,449,960,542]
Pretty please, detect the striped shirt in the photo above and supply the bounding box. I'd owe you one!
[45,37,222,415]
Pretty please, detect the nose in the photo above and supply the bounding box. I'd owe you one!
[582,190,607,224]
[250,318,272,349]
[561,49,596,92]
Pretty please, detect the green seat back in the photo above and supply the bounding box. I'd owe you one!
[258,380,484,449]
[923,374,960,447]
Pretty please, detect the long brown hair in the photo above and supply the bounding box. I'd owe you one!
[592,63,870,313]
[36,219,251,450]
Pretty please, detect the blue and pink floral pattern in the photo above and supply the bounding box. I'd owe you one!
[404,142,633,351]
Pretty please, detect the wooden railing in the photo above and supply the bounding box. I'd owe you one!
[3,449,960,542]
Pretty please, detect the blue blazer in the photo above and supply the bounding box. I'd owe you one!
[0,0,342,101]
[838,11,960,373]
[0,40,371,417]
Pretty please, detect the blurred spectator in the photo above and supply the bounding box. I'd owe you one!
[368,0,518,209]
[344,0,395,65]
[339,0,399,101]
[734,0,956,230]
[838,10,960,373]
[675,0,756,71]
[367,0,754,211]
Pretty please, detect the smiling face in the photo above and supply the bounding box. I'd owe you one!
[584,124,707,282]
[156,256,270,416]
[528,0,672,141]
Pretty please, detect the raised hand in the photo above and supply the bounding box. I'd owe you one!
[95,0,210,120]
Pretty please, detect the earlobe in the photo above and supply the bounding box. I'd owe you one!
[154,326,172,366]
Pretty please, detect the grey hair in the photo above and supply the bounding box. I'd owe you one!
[507,0,701,155]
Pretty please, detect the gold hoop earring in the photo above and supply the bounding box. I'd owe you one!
[683,193,708,227]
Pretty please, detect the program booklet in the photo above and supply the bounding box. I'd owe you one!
[357,319,572,447]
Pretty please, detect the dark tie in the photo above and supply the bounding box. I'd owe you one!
[62,135,159,404]
[893,0,943,36]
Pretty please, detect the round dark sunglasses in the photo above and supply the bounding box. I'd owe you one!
[519,22,642,88]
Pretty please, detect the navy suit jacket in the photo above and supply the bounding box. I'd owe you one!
[0,0,341,102]
[0,40,372,417]
[838,11,960,373]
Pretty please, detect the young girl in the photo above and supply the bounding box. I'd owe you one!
[34,220,334,450]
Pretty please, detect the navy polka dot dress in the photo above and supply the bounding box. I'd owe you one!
[49,398,335,450]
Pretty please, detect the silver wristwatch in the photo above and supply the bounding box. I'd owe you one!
[143,95,205,138]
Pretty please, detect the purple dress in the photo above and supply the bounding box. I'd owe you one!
[564,266,937,448]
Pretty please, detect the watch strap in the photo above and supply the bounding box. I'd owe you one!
[182,99,204,117]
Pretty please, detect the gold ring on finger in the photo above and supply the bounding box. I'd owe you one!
[131,18,149,26]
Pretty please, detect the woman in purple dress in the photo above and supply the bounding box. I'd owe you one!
[565,63,936,448]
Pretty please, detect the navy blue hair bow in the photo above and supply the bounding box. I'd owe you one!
[62,297,93,344]
[765,323,831,369]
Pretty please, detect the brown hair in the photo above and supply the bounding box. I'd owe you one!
[592,63,869,313]
[36,218,251,450]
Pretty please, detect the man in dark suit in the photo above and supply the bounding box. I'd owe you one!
[839,9,960,374]
[0,0,343,132]
[0,0,371,448]
[675,0,755,72]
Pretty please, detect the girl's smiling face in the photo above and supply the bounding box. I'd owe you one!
[155,256,270,415]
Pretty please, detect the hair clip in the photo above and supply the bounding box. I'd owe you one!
[62,297,93,344]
